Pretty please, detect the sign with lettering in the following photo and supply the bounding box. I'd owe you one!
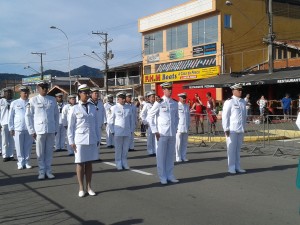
[22,75,51,85]
[155,56,216,73]
[147,53,160,63]
[193,43,216,57]
[169,49,184,60]
[143,66,220,83]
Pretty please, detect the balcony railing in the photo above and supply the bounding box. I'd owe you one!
[107,75,141,86]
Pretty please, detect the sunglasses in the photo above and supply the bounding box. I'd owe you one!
[164,87,172,90]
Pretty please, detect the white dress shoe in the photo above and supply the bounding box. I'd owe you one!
[25,164,32,169]
[228,170,236,174]
[46,173,55,179]
[87,189,96,196]
[123,165,130,170]
[183,159,189,162]
[176,159,182,162]
[236,169,246,173]
[18,165,23,170]
[78,191,85,197]
[160,180,168,185]
[38,174,45,180]
[117,166,123,171]
[168,179,179,183]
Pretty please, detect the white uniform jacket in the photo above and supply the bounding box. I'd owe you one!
[67,101,100,145]
[57,102,65,125]
[147,96,179,136]
[25,95,59,135]
[61,104,71,127]
[88,99,105,127]
[8,98,29,131]
[107,103,134,136]
[222,95,247,133]
[103,102,114,124]
[140,102,153,125]
[126,102,137,131]
[177,102,190,133]
[0,98,12,126]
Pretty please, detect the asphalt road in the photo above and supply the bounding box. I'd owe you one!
[0,137,299,225]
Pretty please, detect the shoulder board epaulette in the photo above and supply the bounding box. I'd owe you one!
[159,99,164,103]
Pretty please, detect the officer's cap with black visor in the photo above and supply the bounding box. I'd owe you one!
[116,91,126,99]
[78,84,90,94]
[146,91,156,97]
[230,83,243,91]
[160,82,173,90]
[178,92,187,99]
[37,80,49,89]
[19,86,30,93]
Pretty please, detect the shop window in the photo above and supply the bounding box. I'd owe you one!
[192,15,218,46]
[166,24,188,51]
[291,50,298,58]
[144,31,163,55]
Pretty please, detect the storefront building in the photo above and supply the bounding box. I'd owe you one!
[138,0,300,103]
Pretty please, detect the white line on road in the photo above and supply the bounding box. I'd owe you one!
[276,138,300,142]
[103,162,153,176]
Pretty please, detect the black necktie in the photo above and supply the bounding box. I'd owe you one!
[82,103,88,114]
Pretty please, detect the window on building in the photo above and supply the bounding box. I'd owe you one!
[144,31,163,55]
[166,24,188,51]
[277,48,282,59]
[144,65,151,75]
[192,15,218,46]
[224,14,232,29]
[290,49,298,58]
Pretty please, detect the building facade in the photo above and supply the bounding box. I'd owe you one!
[138,0,300,101]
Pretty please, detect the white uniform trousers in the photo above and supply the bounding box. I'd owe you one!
[114,136,130,169]
[106,125,114,146]
[226,132,244,172]
[146,128,156,155]
[0,133,2,154]
[129,132,134,150]
[156,136,176,183]
[1,124,14,158]
[36,133,55,175]
[55,124,66,150]
[14,130,33,167]
[175,132,188,161]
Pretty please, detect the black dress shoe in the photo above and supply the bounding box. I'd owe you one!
[128,149,135,152]
[0,152,2,156]
[3,158,9,162]
[9,157,15,161]
[148,153,156,157]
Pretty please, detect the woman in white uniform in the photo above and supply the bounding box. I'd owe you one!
[67,84,100,197]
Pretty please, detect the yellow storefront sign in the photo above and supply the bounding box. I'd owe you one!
[143,66,220,83]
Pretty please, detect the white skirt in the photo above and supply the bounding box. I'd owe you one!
[75,144,99,163]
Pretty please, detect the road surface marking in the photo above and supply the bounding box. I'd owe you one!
[103,162,153,176]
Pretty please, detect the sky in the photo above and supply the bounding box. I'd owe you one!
[0,0,189,75]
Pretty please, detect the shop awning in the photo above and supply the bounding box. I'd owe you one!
[183,69,300,89]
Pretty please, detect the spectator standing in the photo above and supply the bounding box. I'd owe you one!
[256,95,267,116]
[222,83,247,174]
[281,93,292,120]
[206,92,217,134]
[190,95,204,134]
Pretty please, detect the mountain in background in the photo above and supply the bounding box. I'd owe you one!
[0,65,104,81]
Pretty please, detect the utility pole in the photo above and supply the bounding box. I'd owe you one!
[92,31,113,94]
[31,52,46,80]
[268,0,274,74]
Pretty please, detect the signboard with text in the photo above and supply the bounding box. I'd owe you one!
[143,66,220,84]
[155,56,216,73]
[147,53,160,63]
[193,43,216,57]
[169,49,184,60]
[22,74,51,85]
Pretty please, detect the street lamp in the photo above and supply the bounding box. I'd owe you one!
[50,26,72,93]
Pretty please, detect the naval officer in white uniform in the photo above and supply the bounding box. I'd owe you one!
[104,94,114,148]
[147,82,179,184]
[222,83,247,174]
[68,84,100,197]
[8,86,33,169]
[61,94,77,156]
[25,81,59,179]
[125,92,136,151]
[88,87,105,151]
[0,87,15,162]
[108,91,135,170]
[55,93,66,151]
[140,91,156,156]
[175,93,190,162]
